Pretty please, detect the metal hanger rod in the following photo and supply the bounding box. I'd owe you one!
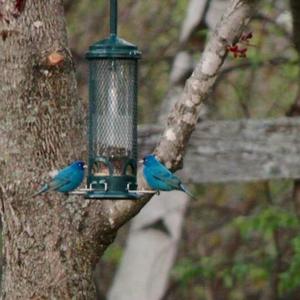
[110,0,118,36]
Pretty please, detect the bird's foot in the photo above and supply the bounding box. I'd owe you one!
[156,191,160,196]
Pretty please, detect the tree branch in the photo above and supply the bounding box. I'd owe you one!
[107,0,258,230]
[155,0,257,170]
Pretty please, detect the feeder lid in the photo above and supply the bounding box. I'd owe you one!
[86,34,141,59]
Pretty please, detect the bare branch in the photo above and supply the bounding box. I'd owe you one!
[155,0,258,171]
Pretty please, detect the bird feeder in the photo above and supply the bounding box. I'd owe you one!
[85,0,141,199]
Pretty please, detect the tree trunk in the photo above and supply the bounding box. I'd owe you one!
[0,0,257,298]
[0,1,113,298]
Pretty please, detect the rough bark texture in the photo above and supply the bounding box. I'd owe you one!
[0,1,114,298]
[0,0,257,298]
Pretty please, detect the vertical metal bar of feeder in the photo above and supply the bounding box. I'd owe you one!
[110,0,117,36]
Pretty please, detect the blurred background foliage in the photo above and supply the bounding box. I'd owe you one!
[64,0,300,299]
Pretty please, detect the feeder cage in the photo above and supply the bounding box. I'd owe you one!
[85,0,141,199]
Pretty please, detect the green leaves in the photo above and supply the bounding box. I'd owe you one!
[234,206,299,238]
[233,207,300,295]
[174,206,300,297]
[279,236,300,294]
[173,256,217,284]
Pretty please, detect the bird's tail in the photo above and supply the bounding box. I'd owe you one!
[31,184,49,198]
[180,184,197,200]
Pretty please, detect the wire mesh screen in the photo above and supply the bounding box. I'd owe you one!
[88,59,138,163]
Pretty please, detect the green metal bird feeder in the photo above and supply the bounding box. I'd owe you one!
[85,0,141,199]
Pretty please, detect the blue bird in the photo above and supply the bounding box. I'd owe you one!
[142,154,195,198]
[33,160,85,197]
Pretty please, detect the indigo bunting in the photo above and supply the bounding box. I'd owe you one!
[33,160,85,197]
[142,154,195,198]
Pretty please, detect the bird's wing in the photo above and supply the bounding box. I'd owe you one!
[55,165,73,179]
[151,169,181,189]
[48,177,71,191]
[31,177,70,197]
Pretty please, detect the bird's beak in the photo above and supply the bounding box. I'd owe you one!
[83,165,88,169]
[138,159,144,164]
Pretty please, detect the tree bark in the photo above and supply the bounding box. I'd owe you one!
[155,0,257,170]
[0,1,114,298]
[0,0,257,298]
